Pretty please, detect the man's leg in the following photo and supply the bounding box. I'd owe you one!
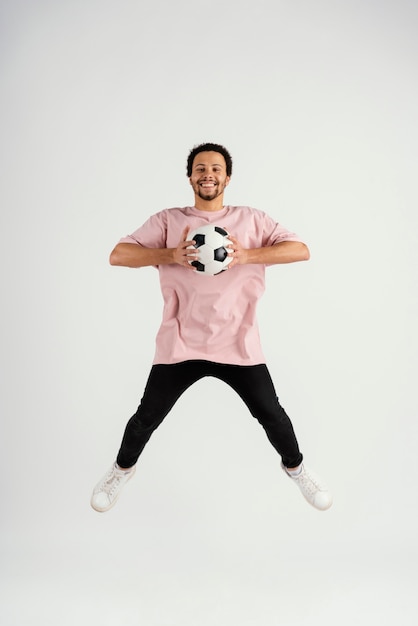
[213,363,303,468]
[213,363,332,511]
[91,361,207,512]
[116,362,206,468]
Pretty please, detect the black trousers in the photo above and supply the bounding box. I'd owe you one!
[116,360,303,469]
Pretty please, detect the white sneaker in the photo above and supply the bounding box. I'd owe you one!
[91,463,136,512]
[282,463,332,511]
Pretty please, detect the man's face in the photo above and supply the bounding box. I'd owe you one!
[189,151,230,202]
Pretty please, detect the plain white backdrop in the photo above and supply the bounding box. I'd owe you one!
[1,1,417,624]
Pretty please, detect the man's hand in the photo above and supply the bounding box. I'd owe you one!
[226,235,248,269]
[173,227,199,269]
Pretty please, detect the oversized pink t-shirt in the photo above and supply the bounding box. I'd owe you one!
[119,206,303,365]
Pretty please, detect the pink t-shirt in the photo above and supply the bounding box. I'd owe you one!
[119,206,303,365]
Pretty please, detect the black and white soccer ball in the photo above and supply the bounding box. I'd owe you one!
[188,224,233,275]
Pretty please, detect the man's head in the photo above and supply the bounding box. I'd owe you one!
[187,143,232,205]
[187,143,233,177]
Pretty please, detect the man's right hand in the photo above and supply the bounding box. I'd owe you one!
[172,227,199,269]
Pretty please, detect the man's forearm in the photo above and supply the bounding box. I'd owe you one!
[109,243,175,268]
[244,241,310,265]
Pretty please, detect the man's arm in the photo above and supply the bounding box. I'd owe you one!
[227,238,310,267]
[109,227,199,269]
[110,243,174,267]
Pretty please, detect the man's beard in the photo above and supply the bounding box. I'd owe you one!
[196,184,222,201]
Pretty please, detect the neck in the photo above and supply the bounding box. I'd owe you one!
[193,195,225,212]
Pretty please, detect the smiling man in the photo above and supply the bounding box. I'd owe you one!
[189,149,231,203]
[91,142,333,513]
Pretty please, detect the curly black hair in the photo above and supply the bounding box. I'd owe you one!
[186,143,233,177]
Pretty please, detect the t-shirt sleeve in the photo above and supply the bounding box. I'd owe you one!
[261,212,305,247]
[118,211,168,248]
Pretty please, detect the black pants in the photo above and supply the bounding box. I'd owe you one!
[116,360,303,469]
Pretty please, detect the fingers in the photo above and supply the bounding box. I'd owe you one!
[181,226,190,242]
[180,226,196,247]
[225,235,245,267]
[226,235,238,258]
[174,228,198,269]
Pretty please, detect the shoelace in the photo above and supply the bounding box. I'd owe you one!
[99,469,124,496]
[296,470,322,496]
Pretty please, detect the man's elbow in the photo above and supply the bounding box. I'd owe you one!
[300,243,310,261]
[109,245,122,266]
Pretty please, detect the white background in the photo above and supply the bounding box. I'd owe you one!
[1,1,417,624]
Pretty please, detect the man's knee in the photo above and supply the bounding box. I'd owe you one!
[131,404,169,431]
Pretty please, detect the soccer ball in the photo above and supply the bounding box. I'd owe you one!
[188,224,233,275]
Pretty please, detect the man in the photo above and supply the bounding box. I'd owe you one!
[91,142,332,513]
